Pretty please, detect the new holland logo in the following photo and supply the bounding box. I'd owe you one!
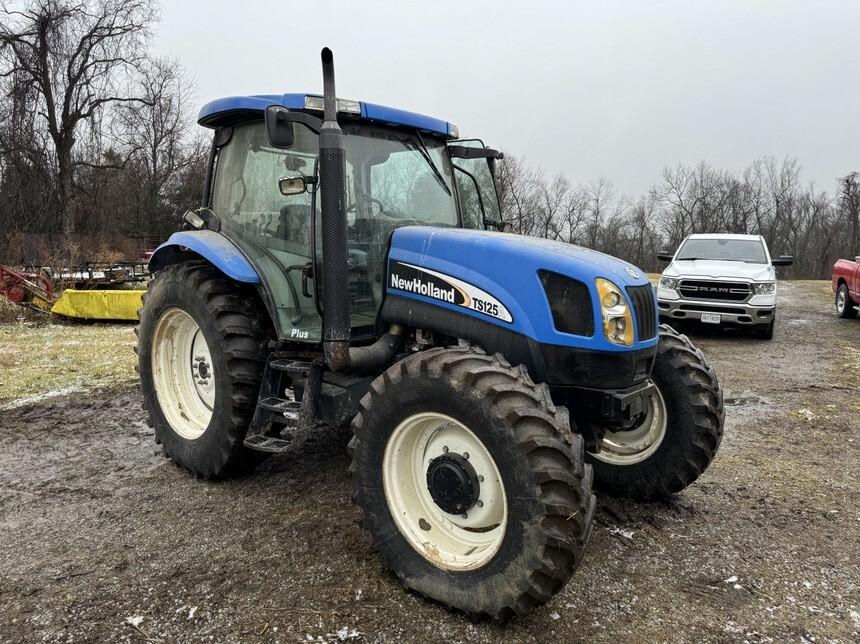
[388,261,513,323]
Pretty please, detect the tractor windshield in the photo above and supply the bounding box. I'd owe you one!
[210,120,458,342]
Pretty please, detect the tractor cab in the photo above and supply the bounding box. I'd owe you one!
[195,94,502,343]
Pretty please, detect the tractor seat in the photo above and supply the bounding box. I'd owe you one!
[277,204,311,245]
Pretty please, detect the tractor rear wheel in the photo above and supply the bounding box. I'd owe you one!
[587,324,724,500]
[136,261,269,478]
[349,347,594,619]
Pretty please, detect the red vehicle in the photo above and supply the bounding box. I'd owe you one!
[833,256,860,318]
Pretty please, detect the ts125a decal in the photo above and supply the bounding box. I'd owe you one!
[388,260,513,323]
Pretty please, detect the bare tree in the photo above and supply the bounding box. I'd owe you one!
[0,0,156,234]
[115,57,193,232]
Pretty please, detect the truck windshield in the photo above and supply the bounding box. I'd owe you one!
[676,238,768,264]
[210,119,458,342]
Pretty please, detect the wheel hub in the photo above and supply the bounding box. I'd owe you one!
[426,453,480,515]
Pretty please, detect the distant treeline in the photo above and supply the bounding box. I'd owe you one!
[497,157,860,278]
[1,1,857,277]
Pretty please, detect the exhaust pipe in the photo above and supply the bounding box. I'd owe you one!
[318,48,402,371]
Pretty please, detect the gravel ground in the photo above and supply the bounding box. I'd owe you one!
[1,280,858,643]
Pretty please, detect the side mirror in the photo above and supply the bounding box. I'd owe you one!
[772,255,794,267]
[499,221,513,233]
[657,250,674,262]
[854,255,860,263]
[265,106,295,149]
[279,176,307,196]
[265,105,323,150]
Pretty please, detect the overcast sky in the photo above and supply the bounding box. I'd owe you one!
[154,0,859,198]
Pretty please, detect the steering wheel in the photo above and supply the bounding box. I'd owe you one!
[346,196,388,216]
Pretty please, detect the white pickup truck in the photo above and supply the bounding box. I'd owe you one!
[656,233,793,339]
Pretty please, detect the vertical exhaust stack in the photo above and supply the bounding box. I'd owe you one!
[318,47,352,370]
[317,47,404,372]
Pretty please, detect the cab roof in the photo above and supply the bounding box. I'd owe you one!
[686,233,763,241]
[197,93,457,138]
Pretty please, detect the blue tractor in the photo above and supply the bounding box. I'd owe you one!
[138,49,723,619]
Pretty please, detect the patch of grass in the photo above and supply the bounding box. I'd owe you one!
[0,322,137,404]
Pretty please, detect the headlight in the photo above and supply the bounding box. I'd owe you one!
[753,282,775,295]
[658,276,678,290]
[596,278,634,346]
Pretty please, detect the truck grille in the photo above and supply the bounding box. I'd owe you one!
[678,280,750,302]
[626,284,657,340]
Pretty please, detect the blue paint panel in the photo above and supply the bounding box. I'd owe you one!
[149,230,261,284]
[387,227,658,353]
[197,93,454,137]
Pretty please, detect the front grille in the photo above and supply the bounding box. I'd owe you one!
[539,270,594,337]
[680,304,747,315]
[678,280,750,301]
[626,284,657,340]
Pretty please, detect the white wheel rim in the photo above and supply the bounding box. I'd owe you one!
[837,290,846,313]
[593,383,667,465]
[151,308,214,440]
[382,412,508,571]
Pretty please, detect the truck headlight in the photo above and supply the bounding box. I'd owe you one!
[658,276,678,290]
[753,282,775,295]
[596,278,634,346]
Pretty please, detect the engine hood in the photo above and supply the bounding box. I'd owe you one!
[664,259,774,281]
[392,227,650,287]
[386,226,657,353]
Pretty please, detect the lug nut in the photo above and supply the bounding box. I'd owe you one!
[478,475,484,482]
[477,500,484,508]
[461,512,468,519]
[442,446,449,453]
[463,452,469,459]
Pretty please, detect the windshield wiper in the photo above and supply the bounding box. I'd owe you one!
[405,132,452,196]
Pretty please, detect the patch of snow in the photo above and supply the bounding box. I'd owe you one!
[608,527,635,540]
[188,606,198,619]
[1,386,85,410]
[724,575,738,583]
[125,616,144,628]
[333,626,361,640]
[849,609,860,627]
[549,612,561,621]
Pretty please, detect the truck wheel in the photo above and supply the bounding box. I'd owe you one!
[349,347,594,619]
[836,284,857,318]
[136,261,269,478]
[755,315,775,340]
[587,324,724,500]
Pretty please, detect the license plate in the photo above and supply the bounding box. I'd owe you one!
[701,313,721,324]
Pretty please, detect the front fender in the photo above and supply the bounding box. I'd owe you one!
[149,230,261,284]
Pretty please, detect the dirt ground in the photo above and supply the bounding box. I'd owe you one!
[1,281,858,643]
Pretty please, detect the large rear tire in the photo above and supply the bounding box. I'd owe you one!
[587,324,724,500]
[349,347,595,619]
[136,261,270,478]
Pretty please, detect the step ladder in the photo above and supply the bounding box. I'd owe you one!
[243,358,324,453]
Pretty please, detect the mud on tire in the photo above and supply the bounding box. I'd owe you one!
[349,346,595,620]
[588,324,724,500]
[136,261,270,478]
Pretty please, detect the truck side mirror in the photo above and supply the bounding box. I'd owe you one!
[772,255,794,266]
[657,250,673,262]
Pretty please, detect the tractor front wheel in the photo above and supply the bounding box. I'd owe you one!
[587,324,724,500]
[136,261,269,478]
[349,347,594,619]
